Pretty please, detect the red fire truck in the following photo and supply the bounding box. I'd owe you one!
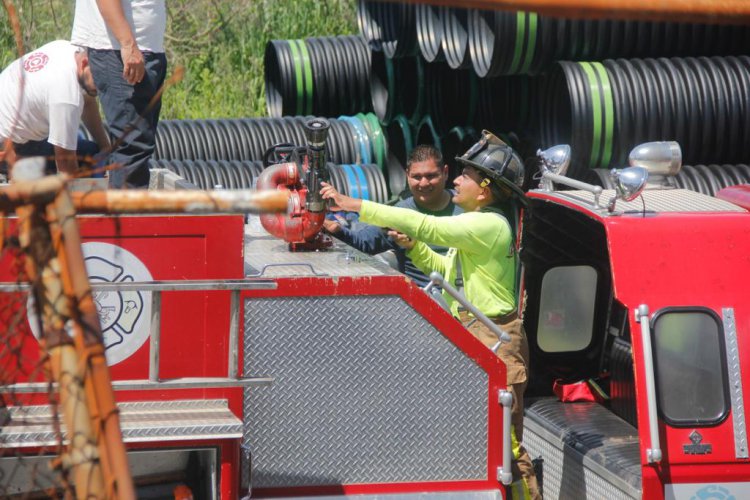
[2,135,749,500]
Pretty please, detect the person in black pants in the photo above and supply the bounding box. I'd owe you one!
[71,0,168,188]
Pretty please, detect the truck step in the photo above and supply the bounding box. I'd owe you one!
[0,399,242,447]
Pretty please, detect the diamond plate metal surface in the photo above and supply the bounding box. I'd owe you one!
[244,220,402,278]
[524,419,640,500]
[723,308,748,459]
[243,295,489,488]
[0,399,241,447]
[553,189,745,213]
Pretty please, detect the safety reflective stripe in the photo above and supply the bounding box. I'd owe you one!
[509,479,532,500]
[510,424,532,500]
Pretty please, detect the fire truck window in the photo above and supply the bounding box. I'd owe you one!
[653,311,727,425]
[537,265,597,352]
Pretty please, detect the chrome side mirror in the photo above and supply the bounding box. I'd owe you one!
[628,141,682,178]
[538,144,571,190]
[608,166,649,212]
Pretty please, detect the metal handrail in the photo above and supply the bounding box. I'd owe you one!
[0,279,278,292]
[636,304,662,463]
[428,272,511,347]
[0,279,278,392]
[497,390,513,485]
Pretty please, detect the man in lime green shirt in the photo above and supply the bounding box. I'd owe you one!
[321,131,540,500]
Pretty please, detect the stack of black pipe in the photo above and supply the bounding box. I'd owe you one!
[423,62,477,135]
[328,163,390,203]
[357,0,416,58]
[151,157,388,202]
[149,159,265,189]
[264,35,372,117]
[414,6,472,69]
[415,3,443,63]
[412,7,750,77]
[674,165,750,196]
[369,51,423,125]
[155,117,364,166]
[541,57,750,178]
[587,164,750,197]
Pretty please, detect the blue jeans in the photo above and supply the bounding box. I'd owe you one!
[88,49,167,188]
[13,137,101,175]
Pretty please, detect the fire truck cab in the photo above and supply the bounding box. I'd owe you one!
[520,178,750,499]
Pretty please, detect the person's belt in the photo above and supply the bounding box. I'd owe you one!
[457,308,518,323]
[489,310,518,323]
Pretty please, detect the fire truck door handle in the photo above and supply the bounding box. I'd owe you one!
[497,390,514,485]
[636,304,662,463]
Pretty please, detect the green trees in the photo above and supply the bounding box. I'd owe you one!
[1,0,356,118]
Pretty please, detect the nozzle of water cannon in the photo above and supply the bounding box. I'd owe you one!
[304,118,330,148]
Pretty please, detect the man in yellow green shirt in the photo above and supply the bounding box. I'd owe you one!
[321,131,540,500]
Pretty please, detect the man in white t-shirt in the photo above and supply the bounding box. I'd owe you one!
[72,0,167,188]
[0,40,110,175]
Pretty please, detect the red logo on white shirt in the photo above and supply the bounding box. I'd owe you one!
[23,52,49,73]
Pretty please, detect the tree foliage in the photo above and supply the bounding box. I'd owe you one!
[1,0,357,118]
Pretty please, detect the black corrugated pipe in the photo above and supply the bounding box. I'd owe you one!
[540,56,750,180]
[469,9,541,77]
[156,117,369,165]
[149,159,265,190]
[264,36,372,118]
[400,56,424,125]
[441,126,481,181]
[357,0,416,58]
[357,0,382,51]
[369,50,395,124]
[369,53,423,126]
[326,163,391,203]
[423,61,478,136]
[469,11,750,77]
[385,115,413,198]
[415,115,441,151]
[264,40,300,117]
[416,3,444,63]
[588,164,750,197]
[150,157,390,200]
[385,115,413,173]
[441,7,471,70]
[675,164,750,196]
[473,75,538,137]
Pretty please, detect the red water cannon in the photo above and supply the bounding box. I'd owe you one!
[256,118,333,251]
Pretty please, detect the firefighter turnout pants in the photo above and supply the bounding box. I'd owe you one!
[459,311,541,500]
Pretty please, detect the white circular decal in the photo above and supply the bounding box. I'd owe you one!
[28,242,153,366]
